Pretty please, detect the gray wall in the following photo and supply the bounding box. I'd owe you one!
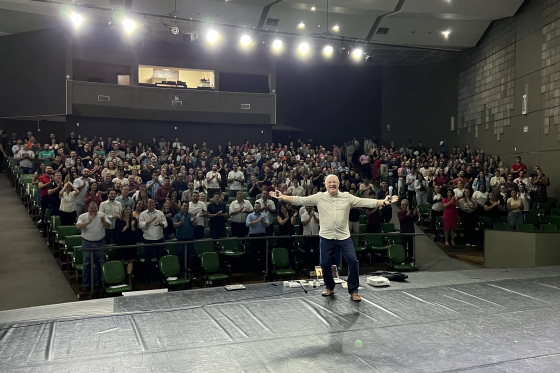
[381,57,459,150]
[0,28,67,118]
[455,0,558,197]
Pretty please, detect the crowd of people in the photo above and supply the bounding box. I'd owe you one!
[0,130,553,289]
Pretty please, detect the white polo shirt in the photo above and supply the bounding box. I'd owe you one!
[301,210,320,235]
[78,212,110,241]
[99,199,122,229]
[189,201,208,225]
[229,199,253,223]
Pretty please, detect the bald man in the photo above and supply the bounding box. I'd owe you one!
[274,174,398,301]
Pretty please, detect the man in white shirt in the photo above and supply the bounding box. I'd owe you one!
[138,199,167,285]
[274,174,397,301]
[73,168,95,216]
[229,191,253,237]
[112,169,129,186]
[76,201,111,291]
[16,143,35,174]
[287,179,305,197]
[255,189,276,236]
[301,206,320,270]
[189,191,208,239]
[206,164,222,199]
[99,189,123,245]
[227,164,245,198]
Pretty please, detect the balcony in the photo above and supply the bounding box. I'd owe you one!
[66,80,276,125]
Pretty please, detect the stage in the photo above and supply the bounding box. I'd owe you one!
[2,267,560,372]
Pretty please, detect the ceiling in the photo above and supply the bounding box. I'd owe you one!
[0,0,526,65]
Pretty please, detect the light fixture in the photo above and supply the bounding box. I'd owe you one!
[240,34,252,46]
[170,25,180,35]
[298,42,310,53]
[298,22,306,29]
[272,38,283,49]
[332,25,340,31]
[207,29,219,42]
[352,47,363,58]
[122,18,136,33]
[311,5,316,11]
[323,45,334,55]
[365,54,374,62]
[442,30,451,37]
[70,13,83,27]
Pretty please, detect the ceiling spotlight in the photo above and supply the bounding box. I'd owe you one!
[70,13,83,27]
[352,48,363,58]
[323,45,334,55]
[122,18,136,33]
[365,54,374,62]
[332,25,340,31]
[311,5,316,11]
[272,38,283,49]
[240,34,252,46]
[207,29,219,42]
[171,25,180,35]
[298,42,310,53]
[298,22,306,29]
[442,30,451,37]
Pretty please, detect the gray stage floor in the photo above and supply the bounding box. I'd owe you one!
[2,267,560,372]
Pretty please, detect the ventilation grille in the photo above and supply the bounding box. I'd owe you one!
[377,28,390,35]
[266,18,279,26]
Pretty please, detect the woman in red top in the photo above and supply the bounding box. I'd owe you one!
[89,157,103,182]
[442,189,458,246]
[434,169,449,195]
[84,182,102,213]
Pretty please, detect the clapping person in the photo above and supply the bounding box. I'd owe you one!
[442,190,458,246]
[428,185,445,233]
[457,189,478,246]
[138,199,167,285]
[229,191,253,237]
[115,205,138,286]
[173,202,198,272]
[59,181,80,225]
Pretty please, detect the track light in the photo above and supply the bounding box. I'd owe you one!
[442,30,451,37]
[70,13,83,27]
[272,38,283,49]
[365,54,374,62]
[311,5,316,11]
[298,42,310,53]
[298,22,305,29]
[323,45,334,55]
[122,18,136,33]
[332,25,340,31]
[352,48,363,58]
[240,34,252,46]
[207,29,219,42]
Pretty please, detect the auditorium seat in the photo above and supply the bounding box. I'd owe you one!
[387,244,414,272]
[271,247,296,280]
[516,224,534,232]
[101,261,133,295]
[159,255,191,289]
[541,224,559,232]
[200,252,231,286]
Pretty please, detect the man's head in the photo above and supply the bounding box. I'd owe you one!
[325,174,340,195]
[70,151,76,158]
[122,185,129,197]
[82,169,90,178]
[88,201,98,215]
[181,202,189,214]
[45,166,53,175]
[147,199,156,212]
[236,190,244,202]
[192,191,199,203]
[23,144,29,151]
[262,190,269,200]
[254,202,261,214]
[381,181,388,190]
[212,164,217,172]
[43,143,50,151]
[152,172,159,181]
[128,175,136,185]
[516,156,522,164]
[164,176,171,187]
[108,189,117,201]
[104,174,112,183]
[400,199,409,211]
[305,205,314,214]
[213,193,221,204]
[117,169,124,178]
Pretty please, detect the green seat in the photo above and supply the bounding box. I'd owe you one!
[200,252,231,285]
[295,217,301,226]
[159,255,191,288]
[72,246,84,283]
[101,261,132,295]
[547,197,558,204]
[541,224,559,232]
[387,244,414,271]
[273,217,279,226]
[478,216,493,229]
[359,224,367,233]
[500,215,508,223]
[364,235,387,252]
[194,240,214,255]
[381,223,401,244]
[531,209,546,215]
[222,239,245,257]
[538,203,552,211]
[494,223,511,231]
[359,215,366,224]
[551,209,560,216]
[516,224,534,232]
[545,216,560,226]
[64,235,82,257]
[524,212,539,226]
[226,226,232,237]
[294,224,300,235]
[137,246,158,262]
[351,235,368,252]
[204,228,211,238]
[57,226,80,248]
[271,247,296,280]
[165,239,179,256]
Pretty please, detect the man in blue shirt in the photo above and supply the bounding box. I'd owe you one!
[245,202,269,271]
[207,193,228,239]
[173,202,198,272]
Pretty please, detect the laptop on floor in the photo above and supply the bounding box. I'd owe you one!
[315,265,346,284]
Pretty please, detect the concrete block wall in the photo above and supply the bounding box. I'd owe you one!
[455,0,560,197]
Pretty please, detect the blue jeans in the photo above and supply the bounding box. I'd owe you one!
[82,239,106,288]
[20,167,33,174]
[508,212,523,230]
[319,237,359,294]
[178,241,195,271]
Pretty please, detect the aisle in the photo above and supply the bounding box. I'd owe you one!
[0,176,76,311]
